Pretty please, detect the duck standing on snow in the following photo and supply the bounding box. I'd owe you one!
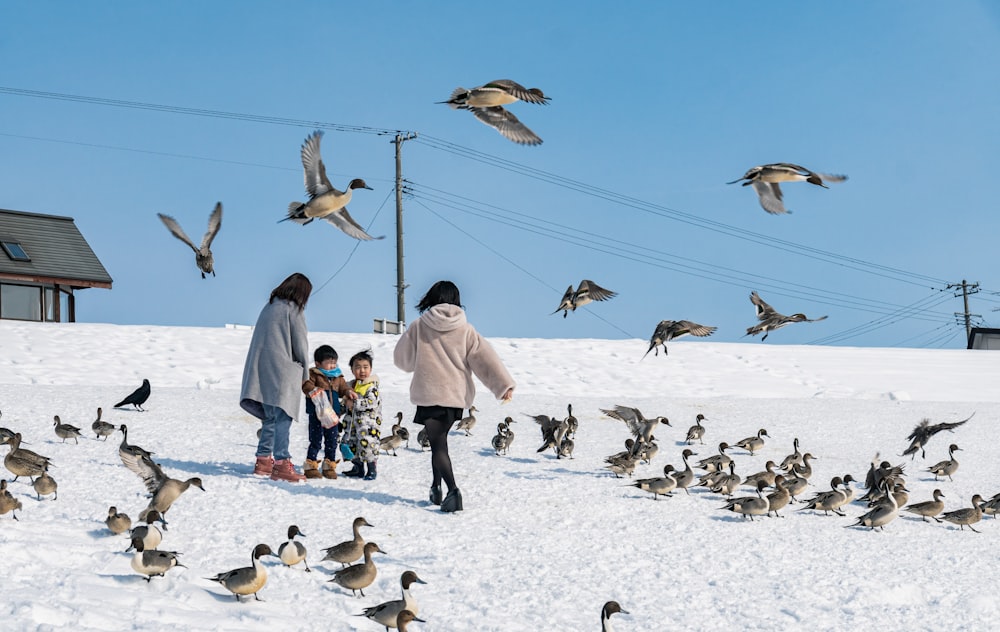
[0,480,23,520]
[322,516,373,567]
[553,280,617,318]
[727,163,847,215]
[358,570,427,630]
[91,407,116,440]
[601,601,629,631]
[278,524,310,572]
[105,506,132,535]
[329,541,385,597]
[440,79,550,145]
[207,543,277,601]
[282,130,381,241]
[455,405,478,436]
[52,415,82,444]
[130,536,184,582]
[157,202,223,278]
[644,320,717,357]
[927,444,962,482]
[32,465,57,500]
[746,291,827,341]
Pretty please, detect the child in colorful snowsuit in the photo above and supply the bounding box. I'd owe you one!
[301,345,354,479]
[341,349,383,480]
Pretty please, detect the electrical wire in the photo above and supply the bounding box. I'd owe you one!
[309,190,394,296]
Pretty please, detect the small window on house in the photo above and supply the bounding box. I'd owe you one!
[0,239,30,262]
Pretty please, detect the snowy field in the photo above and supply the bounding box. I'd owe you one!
[1,320,999,631]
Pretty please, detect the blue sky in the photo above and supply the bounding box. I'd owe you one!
[2,2,999,348]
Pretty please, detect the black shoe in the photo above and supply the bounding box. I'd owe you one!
[342,459,364,478]
[363,461,377,481]
[440,488,463,513]
[429,485,443,505]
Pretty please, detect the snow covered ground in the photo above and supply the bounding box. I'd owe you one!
[1,320,998,631]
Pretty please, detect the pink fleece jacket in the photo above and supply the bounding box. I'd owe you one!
[393,304,515,409]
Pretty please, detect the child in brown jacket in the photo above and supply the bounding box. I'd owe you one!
[301,345,354,479]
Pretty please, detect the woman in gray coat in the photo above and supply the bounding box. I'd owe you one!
[240,273,312,483]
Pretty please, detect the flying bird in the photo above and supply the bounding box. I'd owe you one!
[157,202,222,278]
[440,79,550,145]
[644,320,717,357]
[746,291,827,341]
[114,379,151,411]
[901,413,973,459]
[552,280,617,318]
[282,130,383,241]
[727,163,847,215]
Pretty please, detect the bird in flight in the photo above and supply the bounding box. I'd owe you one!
[746,291,827,341]
[282,130,383,241]
[727,163,847,215]
[440,79,550,145]
[552,280,617,318]
[157,203,222,278]
[644,320,717,357]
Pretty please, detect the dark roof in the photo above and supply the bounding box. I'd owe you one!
[0,208,112,288]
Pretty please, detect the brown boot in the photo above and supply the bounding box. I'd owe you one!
[270,459,306,483]
[303,459,322,479]
[322,459,339,479]
[253,456,273,477]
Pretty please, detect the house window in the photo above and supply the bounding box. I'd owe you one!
[0,283,42,320]
[0,239,30,262]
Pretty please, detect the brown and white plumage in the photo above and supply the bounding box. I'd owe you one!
[746,291,827,341]
[441,79,549,145]
[600,405,669,451]
[120,449,205,527]
[157,202,222,278]
[283,130,381,240]
[552,280,617,317]
[902,413,972,459]
[727,163,847,215]
[644,320,717,357]
[207,543,275,601]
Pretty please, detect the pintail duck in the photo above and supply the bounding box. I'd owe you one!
[52,415,82,444]
[903,489,946,522]
[685,414,707,445]
[767,475,791,517]
[282,131,380,240]
[558,435,575,459]
[743,461,779,488]
[0,479,22,520]
[416,427,430,451]
[671,449,697,494]
[801,477,848,516]
[940,494,985,532]
[114,379,151,411]
[711,461,742,497]
[91,408,116,441]
[901,413,972,459]
[118,424,154,465]
[868,480,909,510]
[157,202,223,278]
[329,541,384,597]
[601,601,629,632]
[734,428,769,455]
[207,543,276,601]
[782,470,809,502]
[644,320,717,358]
[565,404,578,438]
[0,426,15,445]
[601,405,669,452]
[727,163,847,215]
[277,524,310,571]
[121,451,205,529]
[848,481,899,531]
[631,465,678,500]
[862,457,905,500]
[634,437,659,464]
[746,291,828,341]
[395,610,425,632]
[440,79,550,145]
[927,444,961,481]
[778,438,802,471]
[553,280,617,318]
[130,536,184,581]
[605,439,636,466]
[391,412,410,447]
[792,453,817,480]
[359,570,427,630]
[323,516,373,567]
[534,414,568,456]
[981,493,1000,519]
[455,406,479,436]
[105,506,132,535]
[4,433,51,482]
[32,465,57,500]
[491,418,516,456]
[380,425,407,456]
[697,442,732,473]
[605,456,638,478]
[128,510,163,551]
[721,480,771,520]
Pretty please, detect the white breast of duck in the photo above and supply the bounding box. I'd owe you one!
[279,525,307,566]
[306,189,352,216]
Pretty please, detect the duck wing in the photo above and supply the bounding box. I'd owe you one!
[576,280,616,303]
[749,291,779,321]
[157,214,199,253]
[672,320,717,338]
[482,79,550,104]
[120,452,168,495]
[469,106,542,145]
[323,208,383,241]
[301,131,334,198]
[751,181,788,214]
[201,202,223,251]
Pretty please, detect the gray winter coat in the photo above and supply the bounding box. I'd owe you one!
[240,298,310,420]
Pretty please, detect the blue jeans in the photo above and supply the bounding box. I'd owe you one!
[256,404,293,460]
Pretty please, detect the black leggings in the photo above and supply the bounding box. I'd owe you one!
[415,406,463,492]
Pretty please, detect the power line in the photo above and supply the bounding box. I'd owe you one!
[310,190,394,296]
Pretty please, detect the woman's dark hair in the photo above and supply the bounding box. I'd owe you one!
[314,345,338,363]
[269,273,312,311]
[350,348,374,368]
[416,280,461,313]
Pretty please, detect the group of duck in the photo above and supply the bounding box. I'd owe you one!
[599,406,996,532]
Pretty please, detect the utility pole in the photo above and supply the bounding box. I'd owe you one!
[946,279,981,341]
[392,132,417,327]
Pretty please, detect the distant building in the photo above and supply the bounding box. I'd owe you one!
[967,327,1000,350]
[0,208,112,322]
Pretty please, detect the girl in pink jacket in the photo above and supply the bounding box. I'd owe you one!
[393,280,515,512]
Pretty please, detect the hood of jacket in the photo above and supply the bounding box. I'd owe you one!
[420,304,467,332]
